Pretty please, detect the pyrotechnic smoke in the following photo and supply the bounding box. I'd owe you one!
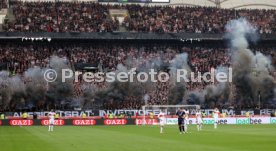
[227,18,275,107]
[187,90,204,105]
[4,56,72,110]
[81,83,97,108]
[187,67,230,107]
[0,71,15,109]
[169,52,229,106]
[274,88,276,99]
[203,82,230,107]
[168,83,186,104]
[0,71,26,110]
[46,56,74,107]
[24,67,47,109]
[189,18,275,108]
[169,52,213,105]
[94,63,143,106]
[169,53,190,82]
[0,55,75,110]
[168,53,190,104]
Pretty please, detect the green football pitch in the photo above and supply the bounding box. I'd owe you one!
[0,125,275,151]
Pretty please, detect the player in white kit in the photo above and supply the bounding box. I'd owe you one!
[48,109,56,132]
[184,109,189,133]
[196,110,203,131]
[158,110,166,133]
[213,108,220,129]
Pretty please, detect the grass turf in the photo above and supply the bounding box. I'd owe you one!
[0,125,275,151]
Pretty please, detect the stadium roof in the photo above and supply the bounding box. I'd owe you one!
[163,0,276,9]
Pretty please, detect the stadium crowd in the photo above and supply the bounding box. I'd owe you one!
[0,1,275,111]
[4,2,119,32]
[0,42,275,110]
[3,1,276,34]
[123,5,275,33]
[0,43,233,75]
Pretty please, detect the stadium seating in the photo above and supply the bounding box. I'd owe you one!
[3,1,276,33]
[0,42,275,110]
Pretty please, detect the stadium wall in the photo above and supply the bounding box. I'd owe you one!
[1,117,276,126]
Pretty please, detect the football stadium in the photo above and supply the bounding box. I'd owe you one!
[0,0,275,151]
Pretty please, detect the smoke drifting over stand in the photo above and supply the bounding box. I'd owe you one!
[0,56,74,110]
[0,19,275,111]
[168,53,190,104]
[187,18,275,108]
[226,18,275,107]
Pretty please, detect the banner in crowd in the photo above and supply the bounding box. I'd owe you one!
[98,109,276,116]
[4,109,276,117]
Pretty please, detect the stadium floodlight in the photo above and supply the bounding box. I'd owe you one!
[141,105,200,125]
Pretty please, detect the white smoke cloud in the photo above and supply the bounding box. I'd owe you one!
[227,18,275,106]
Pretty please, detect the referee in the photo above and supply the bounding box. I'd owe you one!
[176,108,185,134]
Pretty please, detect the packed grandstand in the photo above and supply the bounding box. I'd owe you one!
[2,1,275,33]
[0,0,275,113]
